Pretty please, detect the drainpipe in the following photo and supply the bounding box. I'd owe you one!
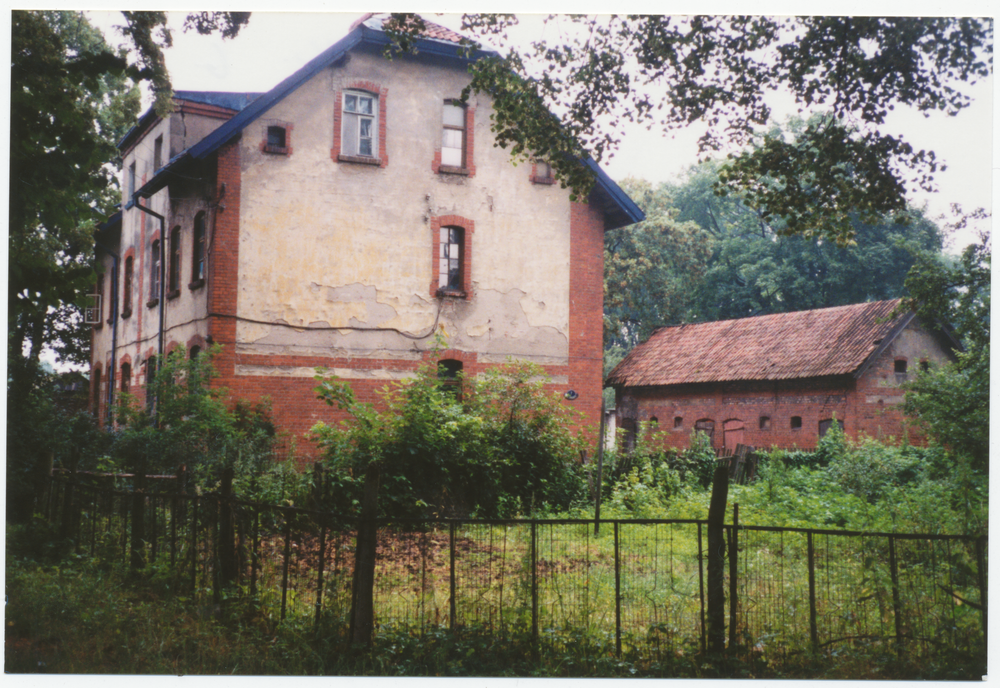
[93,236,119,428]
[134,200,166,403]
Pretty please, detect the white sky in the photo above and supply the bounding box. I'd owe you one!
[80,5,995,252]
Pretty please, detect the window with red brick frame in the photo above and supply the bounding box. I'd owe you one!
[430,215,474,299]
[332,82,388,167]
[433,101,476,176]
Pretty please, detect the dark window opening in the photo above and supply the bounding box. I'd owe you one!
[153,135,163,170]
[190,345,201,360]
[920,360,931,372]
[267,126,286,149]
[149,240,160,302]
[649,416,658,426]
[673,416,683,429]
[791,416,802,430]
[894,359,908,382]
[191,213,206,285]
[122,256,133,317]
[759,415,771,430]
[121,362,131,395]
[438,358,463,398]
[169,226,181,294]
[438,227,464,293]
[818,418,843,438]
[92,368,101,417]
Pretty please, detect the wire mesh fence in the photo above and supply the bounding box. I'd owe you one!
[44,473,986,665]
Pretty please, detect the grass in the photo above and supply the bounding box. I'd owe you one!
[5,517,986,678]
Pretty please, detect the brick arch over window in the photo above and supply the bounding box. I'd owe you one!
[186,334,208,359]
[430,215,474,299]
[331,80,389,167]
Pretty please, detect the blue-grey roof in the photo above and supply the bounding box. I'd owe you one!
[135,17,644,229]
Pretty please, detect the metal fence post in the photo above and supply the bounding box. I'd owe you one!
[698,521,706,655]
[281,513,292,621]
[531,521,538,646]
[614,521,622,658]
[706,463,729,654]
[888,535,903,657]
[729,503,739,651]
[449,520,457,630]
[807,531,818,649]
[315,523,327,627]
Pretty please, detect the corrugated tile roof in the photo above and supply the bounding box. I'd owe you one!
[607,300,909,388]
[354,13,468,45]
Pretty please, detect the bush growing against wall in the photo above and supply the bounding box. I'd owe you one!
[311,359,588,519]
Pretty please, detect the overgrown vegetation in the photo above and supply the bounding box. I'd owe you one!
[312,353,588,520]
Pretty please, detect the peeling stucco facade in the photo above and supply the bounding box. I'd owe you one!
[91,26,641,457]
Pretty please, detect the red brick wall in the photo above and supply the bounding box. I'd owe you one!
[618,353,923,453]
[567,200,606,442]
[207,141,241,383]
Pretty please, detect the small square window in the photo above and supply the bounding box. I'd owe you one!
[791,416,802,430]
[532,160,555,184]
[267,126,286,149]
[673,416,683,429]
[894,359,908,374]
[759,416,771,430]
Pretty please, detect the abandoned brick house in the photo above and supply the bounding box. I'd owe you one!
[89,14,644,453]
[606,300,958,453]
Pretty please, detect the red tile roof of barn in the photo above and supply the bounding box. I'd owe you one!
[352,13,467,45]
[607,300,908,387]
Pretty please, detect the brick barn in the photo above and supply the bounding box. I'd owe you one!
[606,300,958,453]
[89,14,643,454]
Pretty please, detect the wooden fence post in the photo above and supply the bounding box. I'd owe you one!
[706,461,730,654]
[350,462,381,649]
[728,503,739,651]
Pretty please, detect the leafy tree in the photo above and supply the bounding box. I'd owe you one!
[901,215,990,473]
[387,14,992,244]
[667,157,944,322]
[604,178,713,350]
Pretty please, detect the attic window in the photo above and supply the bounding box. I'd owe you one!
[790,416,802,430]
[894,359,908,382]
[263,124,291,155]
[532,160,555,184]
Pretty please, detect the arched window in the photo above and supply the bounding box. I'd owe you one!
[121,362,131,395]
[169,226,181,294]
[191,213,206,285]
[438,358,463,398]
[190,345,201,360]
[818,418,843,438]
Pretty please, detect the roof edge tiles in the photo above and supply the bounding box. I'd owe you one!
[607,300,913,388]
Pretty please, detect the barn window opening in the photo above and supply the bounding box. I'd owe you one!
[818,418,844,438]
[791,416,802,430]
[673,416,683,429]
[759,416,771,430]
[920,360,931,372]
[694,419,715,442]
[190,345,201,360]
[894,359,908,382]
[438,359,463,398]
[267,125,286,149]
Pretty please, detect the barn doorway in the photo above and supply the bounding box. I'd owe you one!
[723,419,745,452]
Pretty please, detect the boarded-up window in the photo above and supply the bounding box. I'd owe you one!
[695,419,715,442]
[818,418,843,438]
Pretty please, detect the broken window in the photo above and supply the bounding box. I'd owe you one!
[790,416,802,430]
[438,358,463,399]
[191,213,206,284]
[169,226,181,294]
[438,226,464,293]
[153,135,163,171]
[441,102,466,168]
[122,256,133,317]
[818,418,843,438]
[894,359,908,382]
[121,362,131,394]
[532,160,554,183]
[149,240,161,302]
[759,415,771,430]
[342,91,376,157]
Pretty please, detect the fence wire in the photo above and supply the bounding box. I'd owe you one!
[48,475,985,666]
